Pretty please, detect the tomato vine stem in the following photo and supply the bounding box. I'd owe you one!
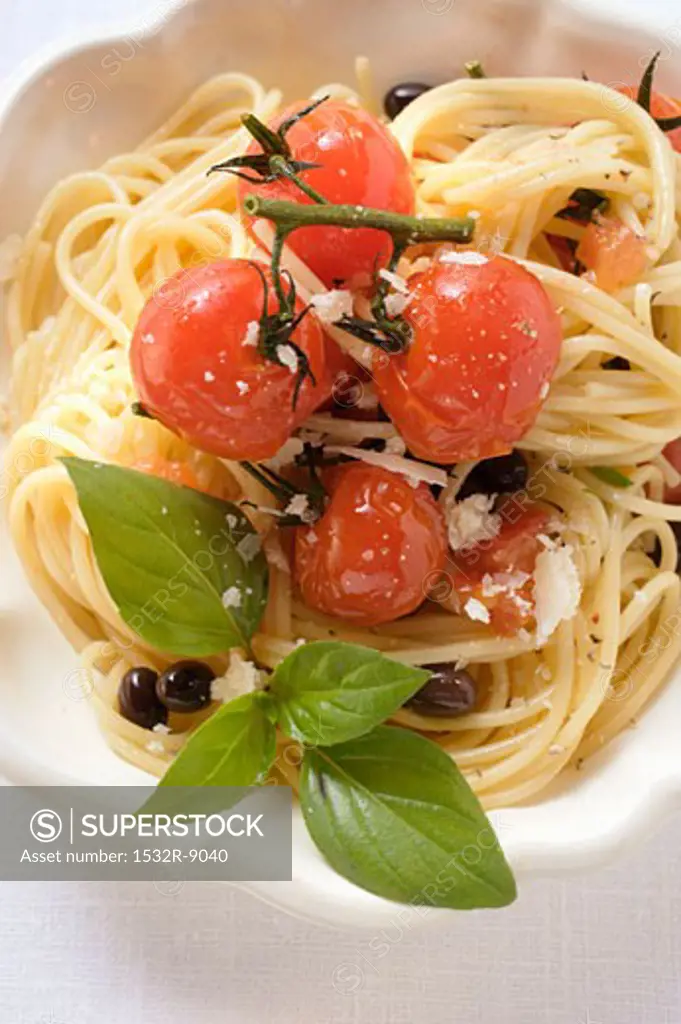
[243,195,475,246]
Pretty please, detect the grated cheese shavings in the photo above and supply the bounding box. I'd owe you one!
[221,586,242,609]
[464,597,491,624]
[276,344,299,374]
[324,444,448,489]
[285,493,316,522]
[211,650,263,703]
[533,544,582,644]
[243,320,260,347]
[310,289,354,324]
[439,249,489,267]
[378,268,410,294]
[443,491,501,552]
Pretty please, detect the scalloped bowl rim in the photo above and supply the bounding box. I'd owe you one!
[1,0,681,929]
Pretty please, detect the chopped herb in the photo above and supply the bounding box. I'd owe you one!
[464,61,486,79]
[556,188,608,223]
[589,466,633,488]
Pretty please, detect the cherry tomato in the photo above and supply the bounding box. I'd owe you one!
[132,456,200,490]
[238,101,415,289]
[294,463,447,626]
[443,505,549,635]
[576,216,648,292]
[373,255,562,464]
[662,438,681,502]
[617,86,681,152]
[130,259,334,462]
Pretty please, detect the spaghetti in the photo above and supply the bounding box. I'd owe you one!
[5,65,681,810]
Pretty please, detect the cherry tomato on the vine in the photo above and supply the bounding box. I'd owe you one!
[442,505,550,635]
[130,259,335,462]
[238,101,415,289]
[372,255,562,464]
[294,463,447,626]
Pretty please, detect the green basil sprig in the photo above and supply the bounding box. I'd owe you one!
[65,459,515,910]
[62,458,268,655]
[301,726,515,910]
[151,642,516,911]
[269,641,430,745]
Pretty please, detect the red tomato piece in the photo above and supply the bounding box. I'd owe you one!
[372,255,562,464]
[130,259,334,462]
[294,463,447,626]
[238,101,415,288]
[546,233,579,274]
[663,438,681,502]
[443,505,550,635]
[132,457,201,490]
[576,216,648,293]
[617,85,681,152]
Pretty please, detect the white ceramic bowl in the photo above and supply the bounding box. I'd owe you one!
[2,0,681,929]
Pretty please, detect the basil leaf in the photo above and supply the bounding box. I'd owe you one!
[62,458,268,656]
[270,641,430,746]
[589,466,633,488]
[139,691,276,819]
[300,725,516,909]
[159,692,277,788]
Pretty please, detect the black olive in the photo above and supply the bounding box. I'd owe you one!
[603,356,630,371]
[156,660,215,713]
[652,521,681,572]
[406,663,477,717]
[118,667,167,729]
[457,451,528,500]
[384,82,432,120]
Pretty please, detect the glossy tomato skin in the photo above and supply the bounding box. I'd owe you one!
[238,101,415,288]
[576,216,647,292]
[130,259,333,462]
[443,505,549,635]
[373,256,562,464]
[132,457,200,490]
[617,86,681,152]
[294,463,447,627]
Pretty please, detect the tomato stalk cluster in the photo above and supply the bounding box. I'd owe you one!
[211,99,476,370]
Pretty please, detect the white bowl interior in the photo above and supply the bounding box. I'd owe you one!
[2,0,681,927]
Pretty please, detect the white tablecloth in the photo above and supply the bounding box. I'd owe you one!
[2,1,681,1020]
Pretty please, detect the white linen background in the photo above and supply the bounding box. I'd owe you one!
[1,0,681,1021]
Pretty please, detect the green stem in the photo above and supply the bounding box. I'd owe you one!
[465,60,486,79]
[270,231,288,308]
[269,155,328,205]
[241,113,283,155]
[244,195,475,246]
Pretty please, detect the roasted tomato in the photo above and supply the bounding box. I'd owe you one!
[238,101,415,288]
[294,463,447,626]
[132,456,200,490]
[130,259,335,462]
[372,255,562,464]
[576,216,648,292]
[617,85,681,152]
[442,505,550,635]
[662,438,681,502]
